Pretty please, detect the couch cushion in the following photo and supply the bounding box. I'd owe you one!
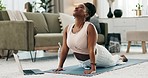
[97,34,104,45]
[90,15,101,34]
[35,33,63,47]
[43,13,61,33]
[0,11,10,21]
[24,12,49,33]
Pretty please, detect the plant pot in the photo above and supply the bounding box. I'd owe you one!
[114,9,123,18]
[136,10,141,16]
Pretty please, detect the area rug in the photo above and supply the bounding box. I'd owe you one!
[45,59,148,77]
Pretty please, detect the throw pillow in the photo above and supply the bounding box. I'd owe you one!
[24,12,49,33]
[90,14,101,34]
[59,13,74,32]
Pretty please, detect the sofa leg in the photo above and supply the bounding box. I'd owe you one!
[6,50,11,61]
[34,51,37,62]
[29,51,37,62]
[43,50,46,52]
[30,51,34,62]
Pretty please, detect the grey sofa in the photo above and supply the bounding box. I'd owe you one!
[24,12,63,51]
[0,11,108,59]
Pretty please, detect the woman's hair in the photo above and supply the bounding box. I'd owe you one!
[84,2,96,21]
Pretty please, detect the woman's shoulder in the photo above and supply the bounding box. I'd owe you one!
[85,21,98,35]
[85,22,96,30]
[85,22,95,28]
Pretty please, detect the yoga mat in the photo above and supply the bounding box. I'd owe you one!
[45,59,148,77]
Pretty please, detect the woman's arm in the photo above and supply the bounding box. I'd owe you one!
[84,24,97,74]
[56,26,69,71]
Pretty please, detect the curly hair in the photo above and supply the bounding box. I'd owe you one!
[84,2,96,21]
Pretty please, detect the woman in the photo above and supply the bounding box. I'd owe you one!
[55,2,128,74]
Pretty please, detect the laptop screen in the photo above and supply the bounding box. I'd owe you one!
[13,53,24,75]
[13,53,44,75]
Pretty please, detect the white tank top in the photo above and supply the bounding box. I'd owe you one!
[67,22,97,55]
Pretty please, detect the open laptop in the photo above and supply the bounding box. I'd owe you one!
[13,53,44,75]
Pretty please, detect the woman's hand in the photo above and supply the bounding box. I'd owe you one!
[53,67,64,72]
[84,69,96,74]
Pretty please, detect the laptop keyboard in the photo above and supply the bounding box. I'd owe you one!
[23,70,35,75]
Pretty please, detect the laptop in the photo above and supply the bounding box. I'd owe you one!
[13,53,44,75]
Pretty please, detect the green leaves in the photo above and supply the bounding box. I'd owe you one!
[0,0,6,10]
[136,3,143,10]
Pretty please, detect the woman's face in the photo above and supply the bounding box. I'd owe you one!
[73,4,88,18]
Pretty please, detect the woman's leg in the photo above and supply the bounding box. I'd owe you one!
[95,44,120,67]
[111,54,121,65]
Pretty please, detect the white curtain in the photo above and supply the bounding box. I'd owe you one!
[2,0,33,12]
[53,0,64,13]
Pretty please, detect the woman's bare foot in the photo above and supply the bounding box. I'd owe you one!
[120,55,128,62]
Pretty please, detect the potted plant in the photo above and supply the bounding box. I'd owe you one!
[136,3,143,10]
[0,0,6,10]
[136,3,143,16]
[32,0,54,13]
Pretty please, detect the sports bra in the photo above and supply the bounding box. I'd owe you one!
[67,22,97,55]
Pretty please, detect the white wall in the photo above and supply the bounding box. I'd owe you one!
[2,0,33,12]
[2,0,148,17]
[98,0,108,18]
[63,0,115,18]
[63,0,74,15]
[63,0,93,15]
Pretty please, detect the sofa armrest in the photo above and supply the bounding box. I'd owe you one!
[99,22,108,44]
[0,21,35,51]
